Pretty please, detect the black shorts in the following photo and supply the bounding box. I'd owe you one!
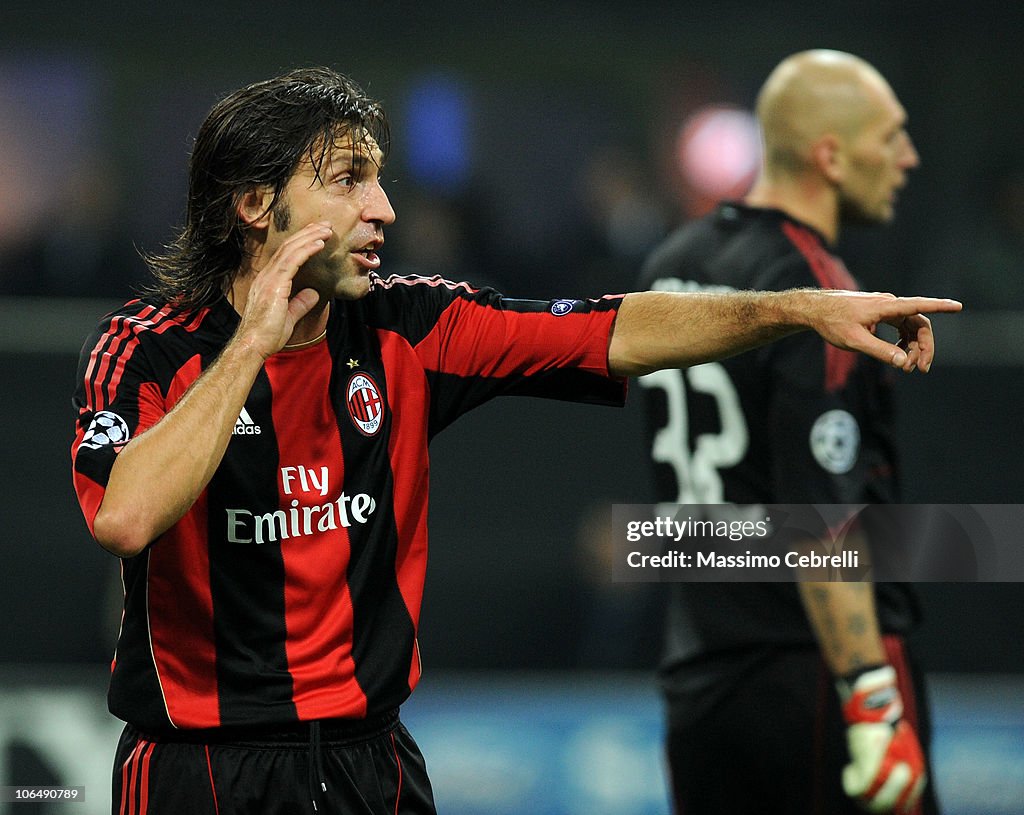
[664,636,940,815]
[112,709,436,815]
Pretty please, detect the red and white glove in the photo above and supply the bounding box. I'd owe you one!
[837,665,927,814]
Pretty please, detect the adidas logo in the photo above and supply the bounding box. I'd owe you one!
[233,407,262,436]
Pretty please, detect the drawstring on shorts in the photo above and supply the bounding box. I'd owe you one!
[137,709,398,814]
[309,720,328,812]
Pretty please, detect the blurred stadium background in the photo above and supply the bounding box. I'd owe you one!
[2,1,1022,812]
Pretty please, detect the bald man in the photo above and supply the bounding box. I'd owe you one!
[639,51,938,814]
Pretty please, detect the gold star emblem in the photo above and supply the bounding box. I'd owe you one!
[346,358,360,369]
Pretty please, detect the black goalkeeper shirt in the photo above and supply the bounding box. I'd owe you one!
[638,203,919,706]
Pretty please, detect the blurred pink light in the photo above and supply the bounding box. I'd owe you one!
[676,106,761,198]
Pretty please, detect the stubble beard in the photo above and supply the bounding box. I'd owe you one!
[270,199,373,301]
[837,191,893,228]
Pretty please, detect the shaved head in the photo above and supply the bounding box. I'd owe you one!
[756,50,894,176]
[745,49,918,239]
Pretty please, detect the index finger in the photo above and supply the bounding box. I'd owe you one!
[880,297,963,316]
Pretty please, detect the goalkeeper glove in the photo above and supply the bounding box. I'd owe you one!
[837,665,927,813]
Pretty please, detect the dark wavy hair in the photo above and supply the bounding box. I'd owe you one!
[142,67,390,310]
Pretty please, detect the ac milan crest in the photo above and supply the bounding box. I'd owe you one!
[346,372,384,436]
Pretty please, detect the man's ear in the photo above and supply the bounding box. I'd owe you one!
[811,133,846,184]
[236,186,276,229]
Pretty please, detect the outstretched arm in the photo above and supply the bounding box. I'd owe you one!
[607,288,962,377]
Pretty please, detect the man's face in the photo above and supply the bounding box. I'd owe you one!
[267,136,395,301]
[837,82,919,225]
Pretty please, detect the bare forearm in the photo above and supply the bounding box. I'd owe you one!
[608,289,813,377]
[92,336,267,557]
[607,288,962,377]
[798,580,886,677]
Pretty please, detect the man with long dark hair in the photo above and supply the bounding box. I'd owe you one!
[72,66,957,814]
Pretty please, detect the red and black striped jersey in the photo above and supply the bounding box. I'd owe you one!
[72,274,625,732]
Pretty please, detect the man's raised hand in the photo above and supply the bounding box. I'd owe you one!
[237,221,333,358]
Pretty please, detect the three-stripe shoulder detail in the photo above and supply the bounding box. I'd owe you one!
[83,302,209,412]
